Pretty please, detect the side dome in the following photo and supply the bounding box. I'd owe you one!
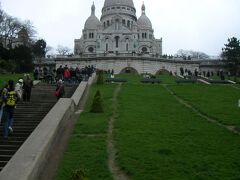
[138,15,152,29]
[84,3,101,29]
[84,16,101,29]
[137,3,152,30]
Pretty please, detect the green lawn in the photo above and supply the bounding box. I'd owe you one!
[211,75,240,83]
[169,84,240,126]
[114,73,177,84]
[0,73,26,88]
[210,75,221,80]
[228,76,240,82]
[55,74,240,180]
[156,74,177,84]
[115,84,240,179]
[54,84,116,180]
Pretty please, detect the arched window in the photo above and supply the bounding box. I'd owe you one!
[115,19,119,30]
[88,47,94,53]
[107,20,110,26]
[115,36,119,48]
[127,20,130,28]
[106,43,108,51]
[104,22,106,28]
[126,43,129,51]
[142,47,147,53]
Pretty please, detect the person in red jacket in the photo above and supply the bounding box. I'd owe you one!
[63,65,70,83]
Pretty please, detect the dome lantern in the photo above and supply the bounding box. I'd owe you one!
[84,2,101,30]
[142,3,146,15]
[137,3,152,30]
[91,2,95,16]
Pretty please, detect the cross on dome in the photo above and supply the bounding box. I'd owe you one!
[91,2,95,16]
[142,2,146,15]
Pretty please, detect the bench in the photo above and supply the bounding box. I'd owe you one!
[176,79,196,84]
[208,80,230,84]
[105,78,127,83]
[141,79,161,84]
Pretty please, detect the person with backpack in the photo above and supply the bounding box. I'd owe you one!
[2,80,20,139]
[0,83,8,125]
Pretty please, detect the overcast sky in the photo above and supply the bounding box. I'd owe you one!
[1,0,240,56]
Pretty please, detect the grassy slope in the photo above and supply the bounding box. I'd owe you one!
[55,74,240,180]
[115,84,240,179]
[54,84,116,180]
[0,73,26,88]
[169,84,240,126]
[157,74,177,84]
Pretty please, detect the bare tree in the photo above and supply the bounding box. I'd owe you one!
[56,45,71,55]
[0,4,36,48]
[0,13,23,48]
[22,20,37,42]
[0,3,3,24]
[45,46,53,54]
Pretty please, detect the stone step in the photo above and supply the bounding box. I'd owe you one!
[0,155,12,162]
[0,144,20,151]
[5,132,31,138]
[0,161,8,168]
[0,150,16,156]
[0,140,24,146]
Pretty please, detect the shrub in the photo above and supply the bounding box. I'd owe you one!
[71,168,86,180]
[96,70,104,85]
[90,90,104,113]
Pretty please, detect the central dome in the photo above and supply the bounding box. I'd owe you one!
[103,0,135,8]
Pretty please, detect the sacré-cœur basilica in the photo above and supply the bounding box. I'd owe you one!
[53,0,220,75]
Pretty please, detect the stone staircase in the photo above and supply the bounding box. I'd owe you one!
[0,83,77,171]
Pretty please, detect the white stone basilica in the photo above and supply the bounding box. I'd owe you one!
[54,0,201,75]
[74,0,162,57]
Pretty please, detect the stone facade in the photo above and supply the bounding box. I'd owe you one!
[55,57,200,75]
[74,0,162,57]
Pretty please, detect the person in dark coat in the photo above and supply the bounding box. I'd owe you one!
[23,74,33,102]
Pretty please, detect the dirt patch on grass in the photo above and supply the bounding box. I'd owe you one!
[107,83,130,180]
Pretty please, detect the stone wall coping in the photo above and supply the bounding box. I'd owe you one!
[55,56,201,64]
[71,82,88,106]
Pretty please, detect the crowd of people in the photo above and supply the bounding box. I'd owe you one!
[0,74,33,139]
[33,65,95,84]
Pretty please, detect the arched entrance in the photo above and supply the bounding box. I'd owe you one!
[120,67,138,74]
[156,69,171,75]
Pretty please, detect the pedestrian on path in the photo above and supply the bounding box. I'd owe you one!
[2,80,20,139]
[23,74,33,102]
[55,80,65,99]
[15,79,24,100]
[0,83,8,125]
